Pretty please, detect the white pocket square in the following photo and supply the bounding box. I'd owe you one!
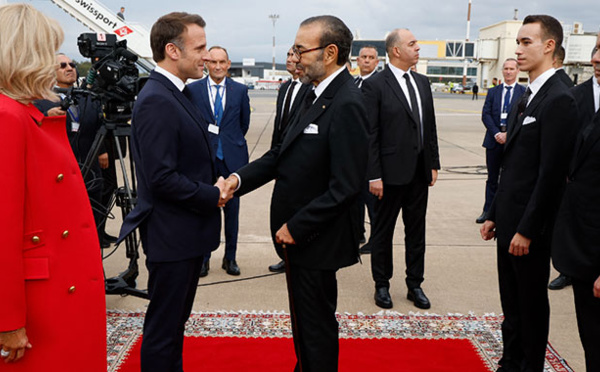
[303,123,319,134]
[522,116,536,125]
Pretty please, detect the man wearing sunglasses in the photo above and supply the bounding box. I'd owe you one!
[225,15,368,371]
[34,54,106,242]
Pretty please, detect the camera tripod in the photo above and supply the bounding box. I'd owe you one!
[82,120,148,299]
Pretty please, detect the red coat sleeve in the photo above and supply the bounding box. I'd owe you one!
[0,100,31,332]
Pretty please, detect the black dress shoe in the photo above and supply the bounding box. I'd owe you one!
[359,236,367,244]
[103,233,118,243]
[100,240,111,249]
[199,260,210,278]
[476,211,488,224]
[359,243,371,254]
[374,287,393,309]
[407,288,431,309]
[548,274,572,290]
[268,260,285,273]
[222,259,241,276]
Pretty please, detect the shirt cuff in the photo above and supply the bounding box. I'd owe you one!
[231,173,242,191]
[369,178,382,183]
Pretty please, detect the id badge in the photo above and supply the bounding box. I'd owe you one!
[71,121,80,132]
[208,124,219,134]
[500,113,508,120]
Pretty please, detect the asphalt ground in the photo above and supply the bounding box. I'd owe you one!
[103,89,584,371]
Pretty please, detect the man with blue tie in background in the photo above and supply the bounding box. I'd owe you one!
[188,46,251,277]
[476,58,526,224]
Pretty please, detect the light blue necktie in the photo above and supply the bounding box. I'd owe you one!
[214,85,224,160]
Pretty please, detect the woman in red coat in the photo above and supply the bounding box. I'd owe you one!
[0,4,106,370]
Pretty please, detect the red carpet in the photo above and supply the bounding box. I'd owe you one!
[117,336,489,372]
[107,311,573,372]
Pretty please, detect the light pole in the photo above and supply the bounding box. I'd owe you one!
[463,0,472,86]
[268,14,279,71]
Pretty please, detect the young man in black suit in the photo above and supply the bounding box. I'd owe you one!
[551,33,600,371]
[481,15,579,372]
[362,28,440,310]
[117,12,230,371]
[224,15,368,371]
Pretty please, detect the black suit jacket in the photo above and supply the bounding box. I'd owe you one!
[571,78,596,133]
[488,73,579,244]
[555,68,574,88]
[553,111,600,281]
[117,71,221,262]
[236,69,368,270]
[362,65,440,185]
[270,79,310,148]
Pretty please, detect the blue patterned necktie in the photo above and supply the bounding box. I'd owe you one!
[214,85,224,160]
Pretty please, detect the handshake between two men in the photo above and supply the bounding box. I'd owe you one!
[213,175,296,245]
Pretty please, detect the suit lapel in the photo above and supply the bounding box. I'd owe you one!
[199,78,216,123]
[383,67,415,125]
[572,111,600,173]
[280,70,351,153]
[280,93,328,153]
[581,79,596,119]
[506,76,556,148]
[494,84,503,115]
[222,77,234,123]
[289,83,310,118]
[152,72,215,161]
[277,80,291,118]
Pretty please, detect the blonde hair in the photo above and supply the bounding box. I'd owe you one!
[0,4,64,103]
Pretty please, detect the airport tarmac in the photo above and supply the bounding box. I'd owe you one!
[103,89,584,371]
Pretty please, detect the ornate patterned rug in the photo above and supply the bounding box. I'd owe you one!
[107,311,572,372]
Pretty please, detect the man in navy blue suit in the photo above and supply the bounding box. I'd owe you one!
[476,58,525,224]
[188,46,251,277]
[117,12,229,372]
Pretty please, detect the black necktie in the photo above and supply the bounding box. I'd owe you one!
[355,76,363,87]
[404,73,423,151]
[301,88,316,115]
[517,87,532,116]
[280,81,297,130]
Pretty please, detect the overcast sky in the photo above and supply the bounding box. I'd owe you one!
[24,0,600,63]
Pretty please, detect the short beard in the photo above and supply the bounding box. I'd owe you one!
[300,62,326,84]
[298,51,326,84]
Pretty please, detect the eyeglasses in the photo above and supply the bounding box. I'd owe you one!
[59,62,76,69]
[292,45,327,60]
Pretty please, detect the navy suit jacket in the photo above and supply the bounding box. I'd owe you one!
[481,83,526,149]
[117,70,221,263]
[187,76,250,172]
